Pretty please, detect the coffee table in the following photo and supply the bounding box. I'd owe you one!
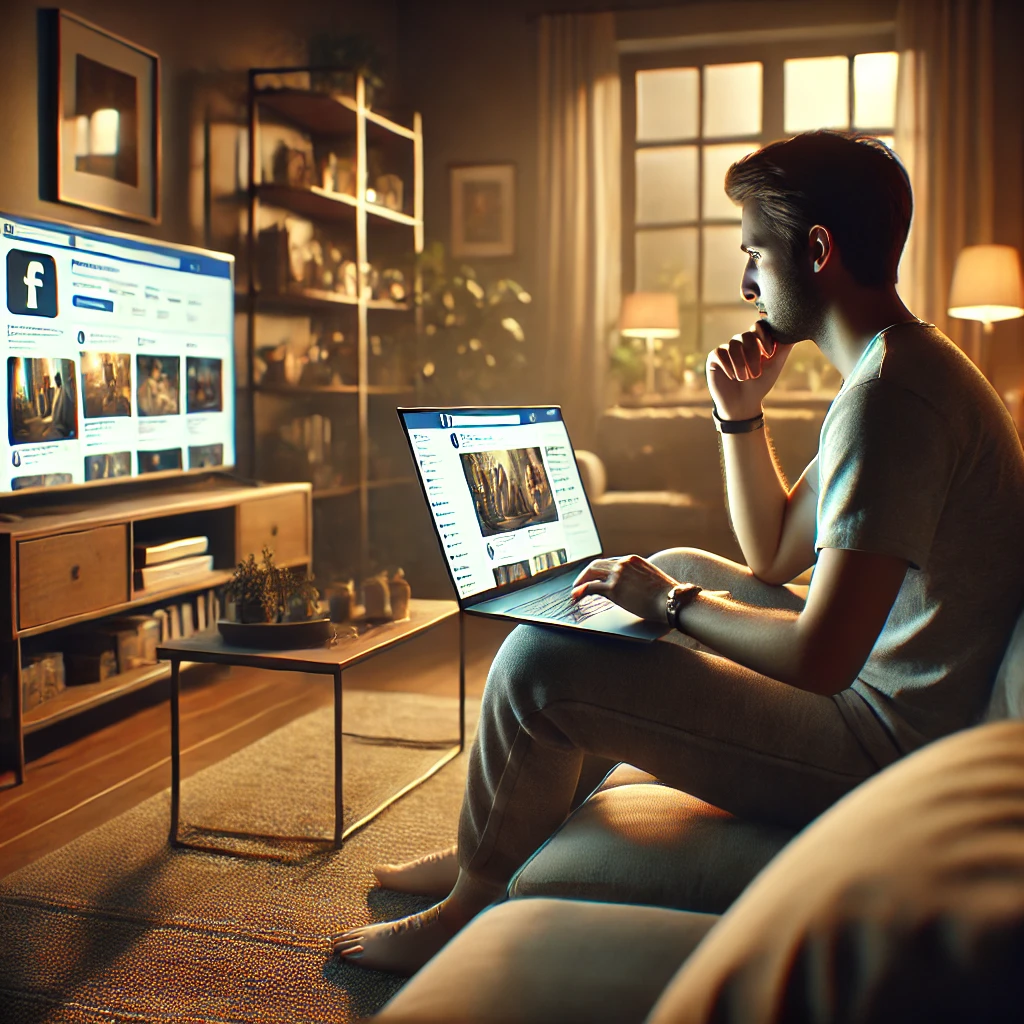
[157,599,463,856]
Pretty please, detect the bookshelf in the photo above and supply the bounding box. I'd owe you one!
[244,67,424,587]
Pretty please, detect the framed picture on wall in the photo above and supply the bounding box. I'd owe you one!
[450,163,515,258]
[48,10,160,223]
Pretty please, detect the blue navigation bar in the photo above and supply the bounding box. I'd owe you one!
[73,295,114,311]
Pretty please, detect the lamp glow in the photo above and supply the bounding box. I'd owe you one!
[73,115,90,158]
[620,292,680,395]
[948,244,1024,333]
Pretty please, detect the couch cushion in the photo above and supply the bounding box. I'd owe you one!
[509,782,795,914]
[985,605,1024,720]
[648,719,1024,1023]
[374,897,718,1024]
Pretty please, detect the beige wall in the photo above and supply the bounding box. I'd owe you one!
[0,0,398,245]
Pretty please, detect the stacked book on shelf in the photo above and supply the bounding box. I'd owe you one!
[134,536,213,592]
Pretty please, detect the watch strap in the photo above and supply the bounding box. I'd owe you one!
[712,405,765,434]
[666,584,703,627]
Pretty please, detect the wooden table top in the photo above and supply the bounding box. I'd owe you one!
[156,598,459,674]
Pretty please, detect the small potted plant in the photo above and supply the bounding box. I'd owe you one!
[220,547,329,648]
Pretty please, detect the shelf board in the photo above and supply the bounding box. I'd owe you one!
[366,299,412,311]
[312,484,360,500]
[23,662,171,733]
[257,183,358,223]
[131,570,239,607]
[364,108,417,141]
[255,383,359,395]
[366,384,416,395]
[367,203,419,228]
[255,87,358,136]
[368,477,416,491]
[249,286,360,312]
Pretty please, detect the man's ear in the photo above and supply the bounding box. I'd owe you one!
[808,225,834,273]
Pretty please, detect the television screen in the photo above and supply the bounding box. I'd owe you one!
[1,211,235,493]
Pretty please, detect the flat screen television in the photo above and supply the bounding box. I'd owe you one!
[1,210,235,495]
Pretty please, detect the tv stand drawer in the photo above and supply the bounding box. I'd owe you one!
[18,525,129,629]
[237,493,308,566]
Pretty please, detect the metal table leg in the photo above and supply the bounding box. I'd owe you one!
[169,656,181,846]
[333,666,344,848]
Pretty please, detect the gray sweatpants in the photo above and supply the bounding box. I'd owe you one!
[458,547,900,887]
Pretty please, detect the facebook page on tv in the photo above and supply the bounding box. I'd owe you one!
[404,409,601,600]
[1,213,234,492]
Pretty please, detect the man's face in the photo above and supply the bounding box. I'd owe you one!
[739,202,825,345]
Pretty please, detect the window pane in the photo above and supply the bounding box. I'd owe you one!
[702,224,745,304]
[702,306,759,352]
[636,146,697,224]
[853,52,898,128]
[703,62,762,139]
[637,67,699,141]
[703,143,756,219]
[636,227,698,303]
[784,56,849,132]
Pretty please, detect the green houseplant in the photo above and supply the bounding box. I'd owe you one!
[414,242,532,405]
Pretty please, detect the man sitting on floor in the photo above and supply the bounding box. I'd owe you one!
[332,130,1024,975]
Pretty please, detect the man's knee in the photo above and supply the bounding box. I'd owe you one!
[485,623,585,717]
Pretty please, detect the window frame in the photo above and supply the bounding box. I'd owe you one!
[620,29,896,356]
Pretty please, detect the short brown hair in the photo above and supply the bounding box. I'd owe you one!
[724,131,913,287]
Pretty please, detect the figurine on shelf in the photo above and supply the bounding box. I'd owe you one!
[362,572,392,620]
[328,579,356,622]
[389,569,411,620]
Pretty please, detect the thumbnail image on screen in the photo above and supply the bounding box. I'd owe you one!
[137,355,180,416]
[493,548,568,587]
[81,351,131,418]
[189,443,224,469]
[12,473,73,491]
[186,357,222,413]
[459,447,557,537]
[138,447,182,474]
[7,357,79,444]
[85,451,132,481]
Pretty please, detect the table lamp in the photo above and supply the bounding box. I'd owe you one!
[948,244,1024,335]
[620,292,680,396]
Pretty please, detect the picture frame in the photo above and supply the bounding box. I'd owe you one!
[450,163,515,258]
[47,10,160,223]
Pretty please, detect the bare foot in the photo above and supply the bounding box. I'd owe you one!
[372,845,459,897]
[332,870,501,975]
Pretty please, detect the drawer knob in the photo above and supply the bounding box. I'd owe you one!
[70,564,81,581]
[270,524,278,536]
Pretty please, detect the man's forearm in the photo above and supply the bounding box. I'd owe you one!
[720,421,790,576]
[676,589,840,695]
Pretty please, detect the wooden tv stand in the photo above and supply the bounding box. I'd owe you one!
[0,474,312,786]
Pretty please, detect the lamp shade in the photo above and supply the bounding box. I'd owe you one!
[948,244,1024,325]
[620,292,680,338]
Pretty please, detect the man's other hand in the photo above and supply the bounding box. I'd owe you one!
[707,320,791,421]
[572,554,678,622]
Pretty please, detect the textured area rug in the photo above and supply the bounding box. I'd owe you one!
[0,691,475,1023]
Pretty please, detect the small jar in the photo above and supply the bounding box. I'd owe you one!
[389,569,411,620]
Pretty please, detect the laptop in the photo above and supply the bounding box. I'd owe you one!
[398,406,668,642]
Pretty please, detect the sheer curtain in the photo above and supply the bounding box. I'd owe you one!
[895,0,995,352]
[536,13,620,448]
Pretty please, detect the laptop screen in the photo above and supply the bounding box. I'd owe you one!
[400,407,602,601]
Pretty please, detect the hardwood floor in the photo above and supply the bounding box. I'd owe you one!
[0,615,512,879]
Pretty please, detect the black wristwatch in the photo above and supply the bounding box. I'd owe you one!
[666,584,702,628]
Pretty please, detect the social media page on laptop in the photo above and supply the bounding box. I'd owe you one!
[403,408,601,601]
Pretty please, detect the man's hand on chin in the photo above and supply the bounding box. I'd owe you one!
[707,320,791,420]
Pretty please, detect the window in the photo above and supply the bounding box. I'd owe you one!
[621,33,898,392]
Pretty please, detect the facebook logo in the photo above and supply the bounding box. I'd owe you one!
[6,250,58,317]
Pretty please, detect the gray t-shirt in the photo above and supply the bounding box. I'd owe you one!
[807,321,1024,762]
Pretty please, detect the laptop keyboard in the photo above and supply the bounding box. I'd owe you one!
[509,588,612,624]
